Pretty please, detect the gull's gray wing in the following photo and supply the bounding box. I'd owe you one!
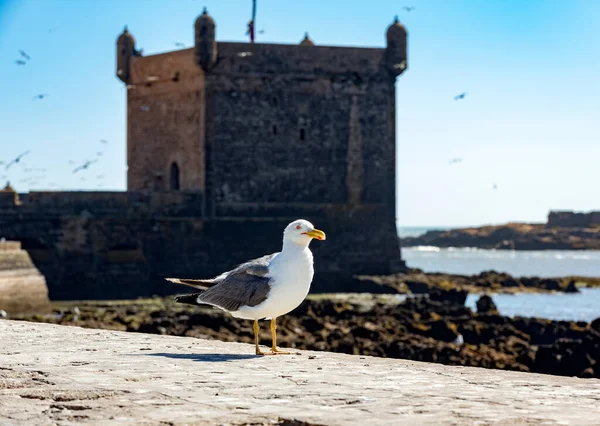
[196,253,278,312]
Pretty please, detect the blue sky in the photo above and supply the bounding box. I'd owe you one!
[0,0,598,227]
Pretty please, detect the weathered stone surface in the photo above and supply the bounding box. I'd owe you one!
[1,321,599,425]
[0,241,50,314]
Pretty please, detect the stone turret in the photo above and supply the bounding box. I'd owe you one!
[116,26,136,83]
[385,16,407,77]
[195,8,217,71]
[299,33,315,46]
[0,182,19,205]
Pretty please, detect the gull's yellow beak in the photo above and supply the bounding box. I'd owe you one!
[303,228,326,241]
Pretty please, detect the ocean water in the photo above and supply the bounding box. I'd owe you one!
[397,227,600,321]
[465,289,600,322]
[401,246,600,278]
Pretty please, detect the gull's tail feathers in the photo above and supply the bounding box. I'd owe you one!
[173,293,203,306]
[165,277,217,290]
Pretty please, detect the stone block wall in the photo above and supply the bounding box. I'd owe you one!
[547,211,600,228]
[0,241,51,314]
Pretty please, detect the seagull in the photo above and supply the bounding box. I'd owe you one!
[454,92,467,101]
[167,219,326,355]
[72,159,97,174]
[19,50,31,60]
[32,93,49,100]
[5,151,30,170]
[14,60,26,65]
[402,6,415,12]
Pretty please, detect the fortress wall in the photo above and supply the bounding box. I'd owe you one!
[6,191,205,217]
[0,202,400,300]
[548,210,600,228]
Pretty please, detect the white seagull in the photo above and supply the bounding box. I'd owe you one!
[166,219,326,355]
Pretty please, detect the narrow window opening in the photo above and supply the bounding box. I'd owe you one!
[299,128,306,141]
[170,162,180,191]
[272,125,277,136]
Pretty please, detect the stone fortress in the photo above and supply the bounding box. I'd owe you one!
[0,10,408,300]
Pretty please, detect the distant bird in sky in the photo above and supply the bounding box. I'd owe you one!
[493,184,498,190]
[32,93,49,101]
[72,160,97,174]
[448,158,463,165]
[454,92,467,101]
[19,50,31,61]
[402,6,415,12]
[174,42,185,47]
[5,151,30,170]
[258,30,265,35]
[14,59,26,65]
[100,139,108,144]
[48,26,61,34]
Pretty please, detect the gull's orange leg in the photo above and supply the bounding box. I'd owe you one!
[270,317,292,354]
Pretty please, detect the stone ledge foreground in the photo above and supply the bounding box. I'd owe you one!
[1,322,599,426]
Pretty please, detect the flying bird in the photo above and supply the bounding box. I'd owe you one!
[5,151,31,170]
[19,50,31,60]
[167,219,326,355]
[402,6,415,12]
[174,42,185,47]
[454,92,467,101]
[493,184,498,190]
[32,93,49,100]
[100,139,108,144]
[14,60,26,65]
[72,160,97,174]
[448,158,463,165]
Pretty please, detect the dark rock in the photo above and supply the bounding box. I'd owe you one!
[476,295,498,314]
[428,288,468,306]
[591,317,600,333]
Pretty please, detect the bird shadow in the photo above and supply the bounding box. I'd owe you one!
[144,352,261,362]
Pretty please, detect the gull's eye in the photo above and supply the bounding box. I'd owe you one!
[296,225,302,230]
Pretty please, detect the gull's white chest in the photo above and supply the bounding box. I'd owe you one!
[233,248,314,320]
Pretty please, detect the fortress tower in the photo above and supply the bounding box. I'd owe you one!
[116,10,408,278]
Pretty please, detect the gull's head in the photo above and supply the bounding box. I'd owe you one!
[283,219,326,246]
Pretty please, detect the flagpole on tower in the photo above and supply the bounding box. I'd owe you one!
[247,0,256,43]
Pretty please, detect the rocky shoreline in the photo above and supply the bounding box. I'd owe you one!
[402,222,600,250]
[356,268,600,294]
[13,289,600,380]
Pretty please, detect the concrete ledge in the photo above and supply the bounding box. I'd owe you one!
[1,321,599,425]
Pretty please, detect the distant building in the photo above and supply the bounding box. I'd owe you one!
[0,11,408,300]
